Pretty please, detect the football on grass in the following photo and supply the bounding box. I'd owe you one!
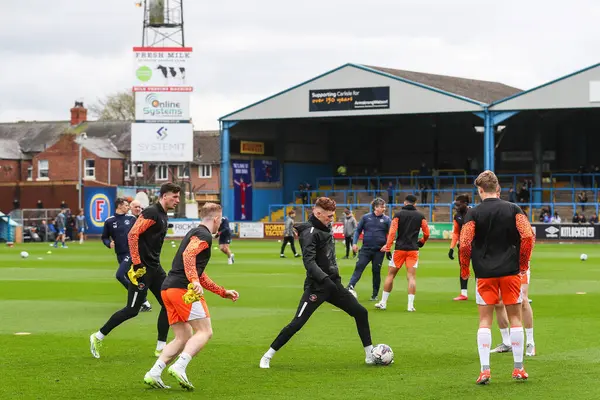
[372,344,394,366]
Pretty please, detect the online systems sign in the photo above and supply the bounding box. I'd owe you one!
[135,92,190,121]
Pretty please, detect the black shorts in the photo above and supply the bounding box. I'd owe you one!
[219,234,231,245]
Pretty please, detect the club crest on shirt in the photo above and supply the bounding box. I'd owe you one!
[138,283,146,290]
[125,220,131,225]
[309,294,317,302]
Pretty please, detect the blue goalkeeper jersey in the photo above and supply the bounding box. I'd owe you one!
[101,213,137,255]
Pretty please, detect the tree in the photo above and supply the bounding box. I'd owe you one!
[89,90,135,121]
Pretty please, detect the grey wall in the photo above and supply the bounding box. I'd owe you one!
[491,65,600,111]
[223,65,481,121]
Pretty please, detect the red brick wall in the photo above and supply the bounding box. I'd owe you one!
[85,158,125,185]
[0,160,21,182]
[32,135,81,181]
[0,183,79,212]
[29,134,124,185]
[0,181,122,213]
[22,160,32,181]
[108,158,125,185]
[191,164,220,192]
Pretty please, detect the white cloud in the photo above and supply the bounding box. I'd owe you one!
[1,0,599,129]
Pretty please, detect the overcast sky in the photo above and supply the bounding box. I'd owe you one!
[1,0,598,129]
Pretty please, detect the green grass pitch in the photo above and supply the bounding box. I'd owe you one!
[1,239,599,399]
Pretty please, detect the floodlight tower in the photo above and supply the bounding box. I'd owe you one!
[139,0,185,47]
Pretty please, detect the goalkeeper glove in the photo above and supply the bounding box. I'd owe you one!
[127,264,147,286]
[183,282,203,304]
[448,248,454,260]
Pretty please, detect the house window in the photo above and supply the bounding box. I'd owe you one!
[38,160,49,178]
[27,166,33,180]
[157,165,168,181]
[125,163,143,180]
[177,165,189,178]
[199,164,212,178]
[85,159,95,178]
[135,163,143,177]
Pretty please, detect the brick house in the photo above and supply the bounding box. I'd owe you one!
[0,102,221,212]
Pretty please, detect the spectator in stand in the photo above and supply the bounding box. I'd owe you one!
[38,220,48,241]
[543,212,551,223]
[304,182,312,204]
[577,213,587,224]
[538,208,546,222]
[420,184,428,204]
[509,187,517,203]
[431,168,439,189]
[577,191,588,212]
[590,213,599,224]
[387,182,394,204]
[519,181,530,203]
[418,163,430,189]
[470,158,479,175]
[551,211,561,224]
[578,165,587,187]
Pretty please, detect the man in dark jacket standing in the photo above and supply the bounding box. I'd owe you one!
[347,198,391,301]
[259,197,374,368]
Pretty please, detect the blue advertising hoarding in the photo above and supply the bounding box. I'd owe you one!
[84,186,117,235]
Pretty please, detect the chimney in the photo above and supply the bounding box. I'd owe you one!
[70,101,88,126]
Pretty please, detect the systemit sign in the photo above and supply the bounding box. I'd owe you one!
[130,123,193,161]
[533,223,599,240]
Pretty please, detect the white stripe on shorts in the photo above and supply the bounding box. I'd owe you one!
[188,300,207,321]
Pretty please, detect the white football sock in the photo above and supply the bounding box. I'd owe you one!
[381,291,390,304]
[156,341,166,351]
[173,352,192,371]
[95,331,105,341]
[510,327,524,368]
[525,328,534,345]
[264,347,276,359]
[461,289,468,297]
[408,294,415,309]
[149,359,166,376]
[477,328,492,371]
[500,328,511,346]
[364,345,373,358]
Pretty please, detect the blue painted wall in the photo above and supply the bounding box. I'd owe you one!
[283,163,332,203]
[224,188,234,220]
[252,188,283,220]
